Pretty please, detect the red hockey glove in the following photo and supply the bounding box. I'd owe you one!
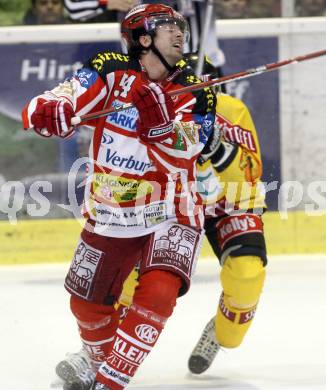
[132,82,175,143]
[30,100,75,138]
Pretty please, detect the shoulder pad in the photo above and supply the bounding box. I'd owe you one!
[174,65,202,87]
[174,66,216,110]
[88,51,130,73]
[176,58,187,69]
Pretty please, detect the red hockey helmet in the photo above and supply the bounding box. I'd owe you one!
[121,3,189,51]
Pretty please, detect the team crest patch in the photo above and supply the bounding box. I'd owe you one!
[65,239,103,299]
[148,224,200,278]
[181,121,200,144]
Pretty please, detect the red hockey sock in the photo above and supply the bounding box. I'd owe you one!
[96,270,181,389]
[70,296,120,365]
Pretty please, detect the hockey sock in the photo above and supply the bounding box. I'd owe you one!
[216,255,265,348]
[215,292,257,348]
[96,270,181,389]
[70,296,120,367]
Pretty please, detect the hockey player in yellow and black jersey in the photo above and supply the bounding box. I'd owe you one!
[186,53,268,375]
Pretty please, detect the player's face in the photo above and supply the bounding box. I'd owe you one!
[219,0,249,19]
[153,23,185,65]
[34,0,63,24]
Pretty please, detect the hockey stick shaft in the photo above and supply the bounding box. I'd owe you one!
[71,49,326,125]
[195,0,214,77]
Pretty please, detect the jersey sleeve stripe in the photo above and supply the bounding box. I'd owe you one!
[75,85,108,116]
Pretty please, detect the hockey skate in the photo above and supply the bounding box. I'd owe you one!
[188,317,221,374]
[55,349,95,390]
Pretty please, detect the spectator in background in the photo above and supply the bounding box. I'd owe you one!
[295,0,326,16]
[23,0,67,24]
[250,0,281,17]
[216,0,281,19]
[64,0,139,22]
[216,0,251,19]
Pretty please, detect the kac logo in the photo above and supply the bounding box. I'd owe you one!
[135,324,159,344]
[77,69,98,88]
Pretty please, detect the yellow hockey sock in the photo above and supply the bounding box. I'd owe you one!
[215,255,265,348]
[215,292,256,348]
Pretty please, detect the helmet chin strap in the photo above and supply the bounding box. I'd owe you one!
[139,33,174,72]
[150,43,174,72]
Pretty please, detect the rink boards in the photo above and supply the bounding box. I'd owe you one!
[1,18,326,265]
[1,211,326,265]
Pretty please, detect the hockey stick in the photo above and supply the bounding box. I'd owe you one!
[195,0,214,77]
[71,49,326,125]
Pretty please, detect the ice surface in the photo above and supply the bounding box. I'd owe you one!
[1,255,326,390]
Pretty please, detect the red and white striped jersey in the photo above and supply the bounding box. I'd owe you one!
[23,51,216,237]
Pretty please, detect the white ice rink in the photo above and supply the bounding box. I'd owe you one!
[1,255,326,390]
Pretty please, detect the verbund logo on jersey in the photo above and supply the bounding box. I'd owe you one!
[105,148,153,173]
[98,132,153,174]
[102,133,114,145]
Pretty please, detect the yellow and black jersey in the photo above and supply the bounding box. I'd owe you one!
[197,94,266,215]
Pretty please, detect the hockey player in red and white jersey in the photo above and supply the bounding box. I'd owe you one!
[51,52,268,389]
[22,4,216,390]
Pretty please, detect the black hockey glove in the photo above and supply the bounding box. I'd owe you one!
[199,125,238,172]
[198,124,222,164]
